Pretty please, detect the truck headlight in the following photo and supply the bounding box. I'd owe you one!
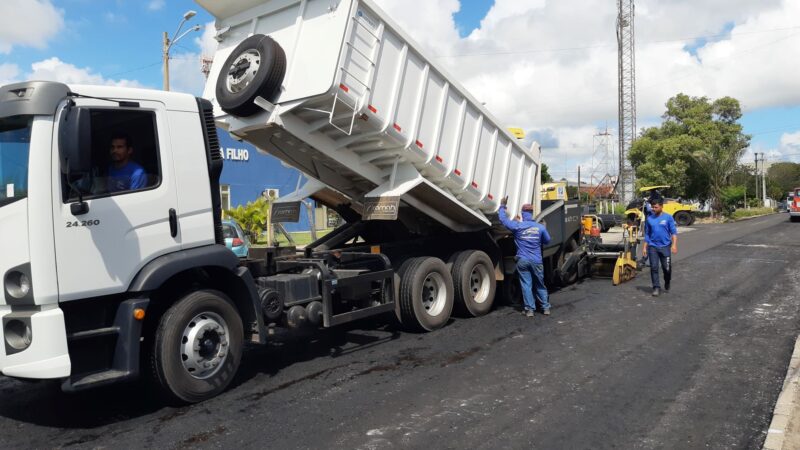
[6,271,31,299]
[4,319,32,351]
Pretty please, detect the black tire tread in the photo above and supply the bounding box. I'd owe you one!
[450,250,496,317]
[149,289,243,404]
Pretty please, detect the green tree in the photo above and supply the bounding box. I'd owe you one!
[767,162,800,197]
[224,197,270,242]
[629,94,750,213]
[541,163,553,183]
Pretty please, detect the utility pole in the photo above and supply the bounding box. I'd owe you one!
[162,10,200,92]
[754,153,760,205]
[162,32,170,91]
[616,0,637,204]
[761,153,767,205]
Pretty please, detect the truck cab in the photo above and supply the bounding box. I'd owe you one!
[790,188,800,222]
[0,81,263,399]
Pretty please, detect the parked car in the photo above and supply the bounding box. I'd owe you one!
[222,219,250,258]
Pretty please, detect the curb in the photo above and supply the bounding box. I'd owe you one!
[731,212,777,222]
[763,336,800,450]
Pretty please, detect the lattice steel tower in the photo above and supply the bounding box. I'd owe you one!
[616,0,636,203]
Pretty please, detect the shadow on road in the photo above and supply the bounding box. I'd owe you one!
[0,314,404,429]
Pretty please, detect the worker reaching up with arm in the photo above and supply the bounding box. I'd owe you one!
[499,197,552,318]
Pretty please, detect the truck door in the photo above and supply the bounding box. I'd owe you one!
[52,101,181,301]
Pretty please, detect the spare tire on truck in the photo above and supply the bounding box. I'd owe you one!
[216,34,286,117]
[395,257,454,332]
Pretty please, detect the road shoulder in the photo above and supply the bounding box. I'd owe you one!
[764,336,800,450]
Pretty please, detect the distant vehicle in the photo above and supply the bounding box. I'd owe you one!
[625,185,697,226]
[778,200,787,212]
[542,182,567,200]
[790,188,800,222]
[785,195,793,212]
[222,219,250,258]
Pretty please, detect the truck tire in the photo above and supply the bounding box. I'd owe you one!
[674,211,692,227]
[216,34,286,117]
[557,238,580,286]
[396,257,454,332]
[449,250,496,317]
[150,289,243,403]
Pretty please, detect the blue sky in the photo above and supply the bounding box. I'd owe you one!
[2,0,799,169]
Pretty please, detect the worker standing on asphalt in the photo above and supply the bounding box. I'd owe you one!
[641,197,678,297]
[499,197,552,317]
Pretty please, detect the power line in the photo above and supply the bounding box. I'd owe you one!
[435,25,800,58]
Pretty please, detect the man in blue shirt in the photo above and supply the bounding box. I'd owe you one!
[642,197,678,297]
[499,196,552,317]
[107,132,147,193]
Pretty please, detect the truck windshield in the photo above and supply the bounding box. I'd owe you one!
[0,115,32,207]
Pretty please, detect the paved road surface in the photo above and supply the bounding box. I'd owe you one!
[0,214,798,449]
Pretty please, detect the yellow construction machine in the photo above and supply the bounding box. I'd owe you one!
[624,185,697,226]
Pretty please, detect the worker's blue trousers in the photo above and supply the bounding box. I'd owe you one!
[517,258,550,311]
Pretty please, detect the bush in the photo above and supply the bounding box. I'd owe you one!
[729,207,774,221]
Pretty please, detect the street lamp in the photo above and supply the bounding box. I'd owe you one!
[162,10,201,91]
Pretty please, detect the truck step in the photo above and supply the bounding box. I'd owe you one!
[62,369,132,392]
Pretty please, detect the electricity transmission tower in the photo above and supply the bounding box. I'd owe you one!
[590,127,615,196]
[616,0,636,203]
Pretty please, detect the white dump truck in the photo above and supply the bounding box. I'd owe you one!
[0,0,583,403]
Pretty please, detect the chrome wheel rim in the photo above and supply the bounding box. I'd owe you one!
[422,272,447,316]
[470,264,491,304]
[180,312,230,379]
[226,49,261,94]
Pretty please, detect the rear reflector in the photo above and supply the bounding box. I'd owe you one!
[471,181,479,188]
[488,194,494,200]
[416,140,423,148]
[435,156,443,163]
[232,238,244,247]
[339,84,349,92]
[368,105,377,113]
[454,169,462,177]
[393,123,402,132]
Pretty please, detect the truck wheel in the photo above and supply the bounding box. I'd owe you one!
[500,273,522,307]
[449,250,496,317]
[397,257,454,332]
[150,289,243,403]
[216,34,286,117]
[674,211,692,226]
[557,238,580,286]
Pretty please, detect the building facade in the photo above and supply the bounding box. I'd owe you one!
[217,129,314,232]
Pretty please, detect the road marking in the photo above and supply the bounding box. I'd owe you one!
[727,243,782,249]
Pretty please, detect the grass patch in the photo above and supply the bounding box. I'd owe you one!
[729,207,775,221]
[253,229,333,247]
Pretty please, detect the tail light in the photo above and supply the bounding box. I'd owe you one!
[232,238,244,247]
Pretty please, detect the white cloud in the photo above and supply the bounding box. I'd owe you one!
[371,0,800,177]
[147,0,165,11]
[777,131,800,163]
[0,0,64,54]
[22,57,144,88]
[0,64,21,86]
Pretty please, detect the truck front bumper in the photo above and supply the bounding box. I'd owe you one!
[790,211,800,217]
[0,305,70,379]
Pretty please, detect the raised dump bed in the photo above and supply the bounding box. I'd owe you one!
[199,0,540,232]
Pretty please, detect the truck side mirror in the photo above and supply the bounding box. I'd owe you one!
[58,104,92,181]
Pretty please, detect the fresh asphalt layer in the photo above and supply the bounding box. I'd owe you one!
[0,214,798,449]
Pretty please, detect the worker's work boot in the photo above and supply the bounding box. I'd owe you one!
[525,310,535,318]
[542,309,551,316]
[652,287,660,297]
[664,281,670,292]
